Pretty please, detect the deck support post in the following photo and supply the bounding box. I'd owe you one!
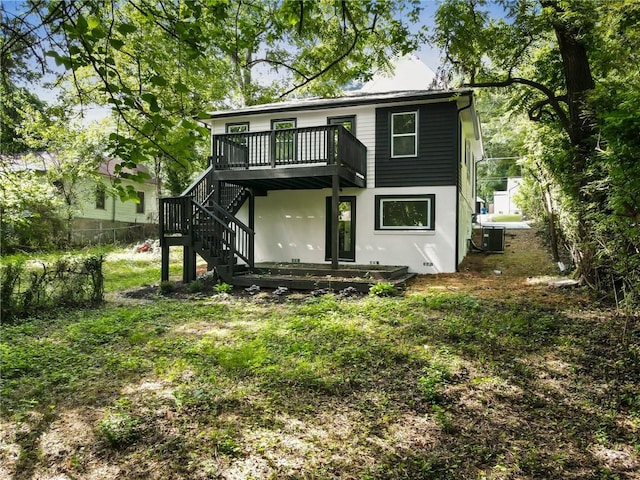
[183,246,196,283]
[161,245,170,282]
[331,174,339,270]
[248,190,255,268]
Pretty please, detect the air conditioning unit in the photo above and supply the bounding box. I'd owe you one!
[482,226,505,253]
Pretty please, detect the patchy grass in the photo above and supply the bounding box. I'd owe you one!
[2,245,184,294]
[491,213,524,222]
[1,231,639,479]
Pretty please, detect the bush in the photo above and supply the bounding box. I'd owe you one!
[215,282,233,294]
[98,411,140,447]
[369,282,397,297]
[187,279,205,293]
[159,280,175,295]
[0,171,67,253]
[0,254,104,321]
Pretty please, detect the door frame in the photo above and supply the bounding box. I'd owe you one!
[325,195,356,262]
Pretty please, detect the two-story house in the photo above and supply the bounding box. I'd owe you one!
[160,61,484,288]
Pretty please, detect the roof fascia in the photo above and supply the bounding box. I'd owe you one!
[202,89,473,123]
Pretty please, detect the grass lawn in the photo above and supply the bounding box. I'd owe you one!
[490,213,523,222]
[1,234,639,479]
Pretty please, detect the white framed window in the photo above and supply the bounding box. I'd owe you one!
[272,118,296,162]
[225,122,249,147]
[391,111,417,157]
[226,122,249,134]
[375,194,435,230]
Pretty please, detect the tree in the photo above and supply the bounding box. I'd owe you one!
[0,168,66,253]
[432,0,640,304]
[430,1,629,286]
[16,102,111,243]
[3,0,422,200]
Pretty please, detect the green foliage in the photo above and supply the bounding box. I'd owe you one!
[0,82,47,154]
[98,407,140,447]
[159,281,175,295]
[186,279,204,293]
[0,170,67,253]
[3,0,421,197]
[0,254,104,321]
[215,282,233,294]
[1,287,638,478]
[369,282,397,297]
[434,0,640,304]
[418,360,452,404]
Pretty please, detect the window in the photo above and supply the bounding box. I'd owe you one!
[272,118,296,162]
[95,185,106,210]
[226,122,249,134]
[328,116,356,161]
[226,122,249,145]
[391,112,417,157]
[328,116,355,133]
[136,191,145,214]
[375,195,435,230]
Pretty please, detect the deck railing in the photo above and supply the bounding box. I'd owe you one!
[159,195,254,268]
[213,125,367,177]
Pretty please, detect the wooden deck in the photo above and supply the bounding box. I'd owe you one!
[230,262,415,293]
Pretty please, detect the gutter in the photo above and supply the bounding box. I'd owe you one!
[455,95,474,271]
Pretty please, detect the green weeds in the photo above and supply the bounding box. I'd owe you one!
[1,285,638,479]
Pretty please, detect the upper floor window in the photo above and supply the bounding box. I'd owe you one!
[272,118,296,162]
[226,122,249,144]
[328,116,355,134]
[95,185,106,210]
[226,122,249,134]
[391,112,417,158]
[136,191,145,214]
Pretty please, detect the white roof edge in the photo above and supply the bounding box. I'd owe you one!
[202,88,474,122]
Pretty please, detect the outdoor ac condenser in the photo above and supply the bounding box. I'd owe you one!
[482,226,505,253]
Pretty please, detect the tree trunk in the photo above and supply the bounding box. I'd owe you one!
[544,0,598,282]
[542,185,560,263]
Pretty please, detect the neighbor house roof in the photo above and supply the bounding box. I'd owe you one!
[0,152,156,184]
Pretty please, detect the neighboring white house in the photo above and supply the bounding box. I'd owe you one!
[493,177,523,215]
[3,152,159,243]
[160,57,485,283]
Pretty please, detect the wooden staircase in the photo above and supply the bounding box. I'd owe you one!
[159,164,254,283]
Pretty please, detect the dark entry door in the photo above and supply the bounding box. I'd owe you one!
[326,196,356,262]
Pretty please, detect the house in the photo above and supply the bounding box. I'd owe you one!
[2,152,159,244]
[160,58,484,287]
[493,177,522,215]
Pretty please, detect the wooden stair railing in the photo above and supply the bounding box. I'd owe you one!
[160,163,253,282]
[191,199,253,281]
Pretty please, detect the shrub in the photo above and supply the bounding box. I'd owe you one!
[215,282,233,294]
[98,411,140,447]
[0,254,104,322]
[369,282,397,297]
[187,279,204,293]
[159,280,175,295]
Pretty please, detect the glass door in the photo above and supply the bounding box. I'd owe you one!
[325,196,356,261]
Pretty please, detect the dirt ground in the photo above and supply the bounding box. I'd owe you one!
[407,227,588,308]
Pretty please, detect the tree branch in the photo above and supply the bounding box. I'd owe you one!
[464,76,571,132]
[276,1,362,98]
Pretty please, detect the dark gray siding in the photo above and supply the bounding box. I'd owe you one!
[375,102,458,187]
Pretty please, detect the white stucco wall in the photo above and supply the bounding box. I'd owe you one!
[215,95,482,274]
[236,185,458,274]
